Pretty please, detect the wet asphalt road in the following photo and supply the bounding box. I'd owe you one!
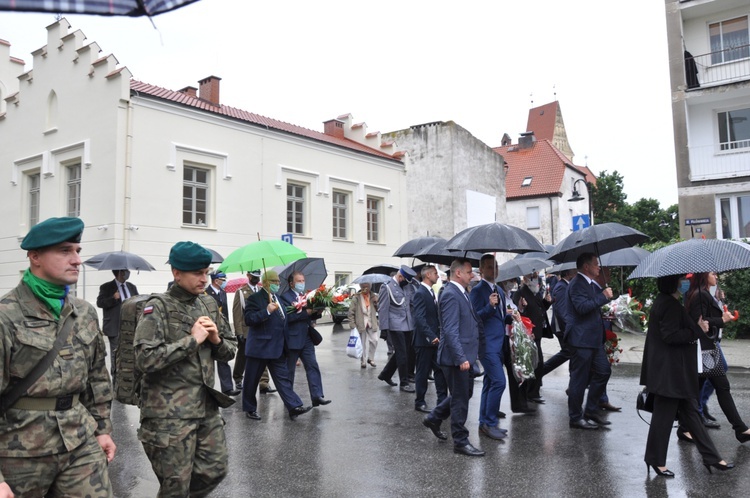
[108,322,750,497]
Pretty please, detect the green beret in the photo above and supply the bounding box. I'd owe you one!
[169,241,213,271]
[21,217,84,250]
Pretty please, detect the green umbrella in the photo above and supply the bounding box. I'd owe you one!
[217,240,306,274]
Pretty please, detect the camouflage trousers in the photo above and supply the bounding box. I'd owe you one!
[138,412,228,498]
[0,435,112,498]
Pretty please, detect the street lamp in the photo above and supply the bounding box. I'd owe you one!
[568,178,593,226]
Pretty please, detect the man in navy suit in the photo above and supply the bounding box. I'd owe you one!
[242,270,311,421]
[206,271,241,396]
[412,265,447,413]
[423,259,485,457]
[542,268,577,375]
[96,269,138,375]
[471,255,515,440]
[279,271,331,407]
[565,253,613,429]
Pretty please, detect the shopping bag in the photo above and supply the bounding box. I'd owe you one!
[346,328,362,359]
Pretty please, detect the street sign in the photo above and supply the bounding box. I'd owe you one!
[572,214,590,232]
[685,218,710,226]
[281,233,294,245]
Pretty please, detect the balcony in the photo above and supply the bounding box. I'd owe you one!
[685,44,750,89]
[688,142,750,181]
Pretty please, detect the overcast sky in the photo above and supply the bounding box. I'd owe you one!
[1,0,678,208]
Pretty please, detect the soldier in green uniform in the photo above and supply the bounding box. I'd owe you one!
[134,241,237,498]
[0,217,116,498]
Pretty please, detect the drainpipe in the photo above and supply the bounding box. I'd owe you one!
[123,100,134,251]
[548,196,555,245]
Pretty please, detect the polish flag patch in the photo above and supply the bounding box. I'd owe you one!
[143,305,154,315]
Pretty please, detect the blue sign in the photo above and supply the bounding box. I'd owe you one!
[685,218,710,226]
[281,233,294,245]
[572,215,590,231]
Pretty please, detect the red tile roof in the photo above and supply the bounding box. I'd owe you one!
[525,102,559,141]
[129,80,401,163]
[493,139,592,199]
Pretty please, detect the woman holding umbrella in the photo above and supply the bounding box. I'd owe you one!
[683,272,750,443]
[641,274,733,477]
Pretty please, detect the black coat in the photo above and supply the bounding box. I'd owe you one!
[685,288,722,349]
[96,279,139,338]
[639,293,707,399]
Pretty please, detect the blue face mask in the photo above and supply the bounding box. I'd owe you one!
[294,283,306,294]
[220,281,227,290]
[269,284,280,294]
[679,280,690,295]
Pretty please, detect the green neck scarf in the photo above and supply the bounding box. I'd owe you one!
[23,269,68,319]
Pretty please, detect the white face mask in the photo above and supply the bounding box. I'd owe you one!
[528,282,540,294]
[709,285,718,297]
[504,282,517,292]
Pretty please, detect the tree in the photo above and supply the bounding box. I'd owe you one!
[589,170,628,224]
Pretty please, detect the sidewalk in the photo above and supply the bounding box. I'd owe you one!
[541,333,750,370]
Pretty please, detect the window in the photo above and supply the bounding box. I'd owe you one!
[718,107,750,151]
[718,194,750,238]
[720,198,732,239]
[28,172,40,227]
[710,16,749,64]
[526,206,540,229]
[521,177,532,187]
[367,196,381,242]
[332,190,348,239]
[183,166,209,226]
[66,163,81,217]
[334,272,350,287]
[287,183,305,235]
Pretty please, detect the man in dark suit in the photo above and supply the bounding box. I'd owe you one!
[471,255,514,440]
[206,271,240,396]
[412,265,447,413]
[543,268,577,375]
[279,271,331,407]
[565,253,613,429]
[242,270,311,421]
[96,268,138,375]
[423,259,485,457]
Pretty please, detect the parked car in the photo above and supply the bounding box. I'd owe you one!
[330,284,358,324]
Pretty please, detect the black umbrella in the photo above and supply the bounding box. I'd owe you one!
[83,251,155,271]
[599,247,650,267]
[0,0,200,16]
[275,258,328,295]
[497,257,553,282]
[445,222,546,254]
[514,244,555,260]
[206,248,224,264]
[547,223,649,263]
[628,239,750,279]
[353,274,392,285]
[393,236,445,258]
[413,239,483,266]
[363,264,399,276]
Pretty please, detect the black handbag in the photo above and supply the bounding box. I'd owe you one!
[699,346,726,378]
[636,388,654,413]
[308,325,323,346]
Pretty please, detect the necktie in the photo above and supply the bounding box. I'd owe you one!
[273,294,285,318]
[430,288,436,304]
[120,283,129,300]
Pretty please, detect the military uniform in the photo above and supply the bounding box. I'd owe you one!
[0,217,114,497]
[134,242,237,498]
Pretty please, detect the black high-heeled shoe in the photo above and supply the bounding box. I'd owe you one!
[676,430,694,444]
[646,463,675,478]
[736,431,750,444]
[704,462,735,474]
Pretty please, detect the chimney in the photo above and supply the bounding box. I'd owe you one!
[178,86,198,98]
[198,75,221,106]
[501,133,512,147]
[323,119,345,139]
[518,131,536,149]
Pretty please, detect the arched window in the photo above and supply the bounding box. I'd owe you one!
[46,90,58,131]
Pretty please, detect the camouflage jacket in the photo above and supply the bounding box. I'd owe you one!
[231,284,256,339]
[0,281,113,468]
[134,284,237,420]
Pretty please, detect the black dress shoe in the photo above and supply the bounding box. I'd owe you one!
[529,396,546,404]
[676,430,694,444]
[454,443,485,457]
[702,415,720,429]
[422,415,447,440]
[245,411,261,420]
[312,397,332,406]
[289,405,313,419]
[400,384,415,393]
[223,389,241,396]
[569,418,599,430]
[377,374,397,387]
[584,412,611,426]
[415,404,431,413]
[598,401,622,412]
[260,387,277,394]
[497,411,507,419]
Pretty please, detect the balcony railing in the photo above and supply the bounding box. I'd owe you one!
[688,142,750,181]
[685,44,750,89]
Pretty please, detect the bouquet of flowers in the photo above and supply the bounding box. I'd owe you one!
[601,294,647,334]
[329,287,351,314]
[307,284,335,310]
[604,329,623,365]
[510,316,538,384]
[285,292,308,314]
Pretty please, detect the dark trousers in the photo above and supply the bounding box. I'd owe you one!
[216,360,234,393]
[233,337,246,386]
[568,346,610,421]
[414,346,447,408]
[699,374,749,433]
[502,339,529,411]
[379,330,412,385]
[242,355,303,414]
[287,336,324,400]
[526,337,544,399]
[479,349,506,427]
[543,333,572,376]
[645,395,721,467]
[430,365,474,447]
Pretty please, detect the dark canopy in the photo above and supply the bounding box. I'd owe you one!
[0,0,200,16]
